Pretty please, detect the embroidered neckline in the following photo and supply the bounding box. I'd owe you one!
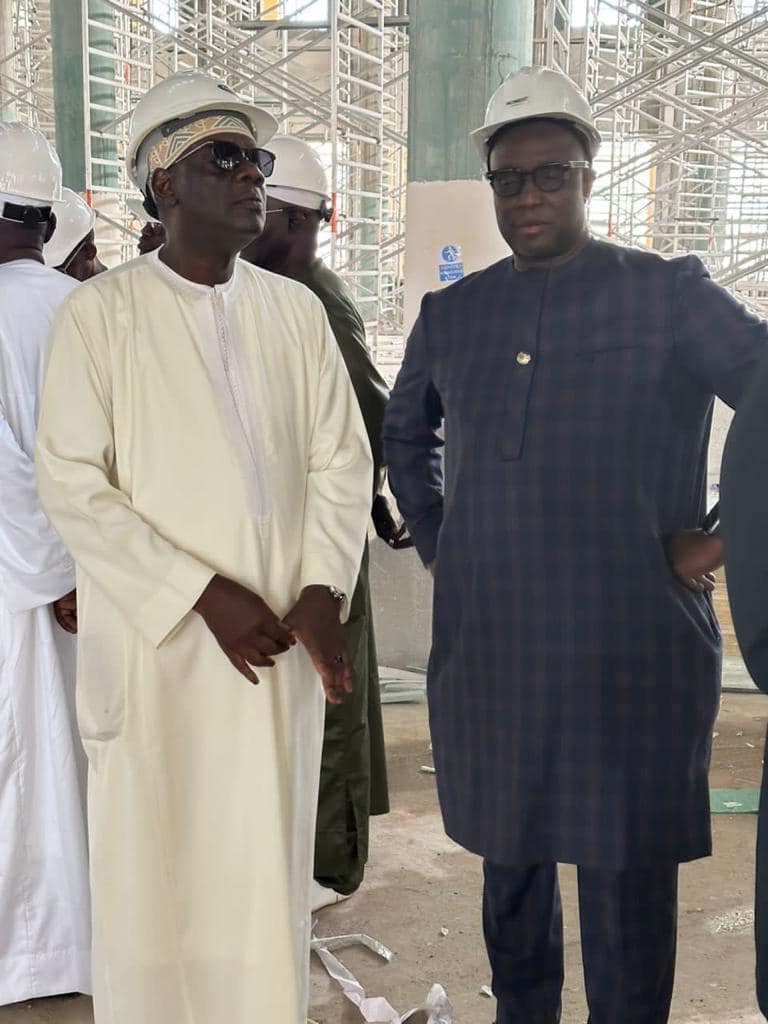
[148,247,242,300]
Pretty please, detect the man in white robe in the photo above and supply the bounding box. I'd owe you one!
[0,123,91,1003]
[35,71,372,1024]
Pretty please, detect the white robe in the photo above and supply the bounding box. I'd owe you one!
[35,250,373,1024]
[0,260,91,1003]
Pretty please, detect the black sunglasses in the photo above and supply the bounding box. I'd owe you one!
[485,160,590,198]
[181,140,276,178]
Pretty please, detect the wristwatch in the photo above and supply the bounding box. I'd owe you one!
[328,586,346,603]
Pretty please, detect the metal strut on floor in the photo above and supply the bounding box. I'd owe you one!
[311,924,394,963]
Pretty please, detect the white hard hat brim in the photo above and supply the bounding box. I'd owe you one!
[44,208,97,267]
[126,197,153,223]
[471,113,602,160]
[267,185,330,210]
[0,188,65,207]
[44,230,92,268]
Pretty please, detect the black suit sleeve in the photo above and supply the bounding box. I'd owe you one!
[721,346,768,691]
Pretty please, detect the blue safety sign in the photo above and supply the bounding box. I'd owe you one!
[438,243,465,283]
[439,263,465,282]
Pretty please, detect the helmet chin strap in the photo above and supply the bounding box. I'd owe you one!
[142,192,160,221]
[1,201,53,225]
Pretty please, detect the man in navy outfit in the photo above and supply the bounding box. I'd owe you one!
[383,65,767,1024]
[721,348,768,1020]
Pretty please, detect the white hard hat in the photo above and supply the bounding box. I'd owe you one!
[0,122,63,206]
[126,70,278,191]
[43,188,96,267]
[125,196,153,223]
[471,66,601,161]
[266,135,331,212]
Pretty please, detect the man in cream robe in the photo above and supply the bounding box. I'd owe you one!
[0,122,90,1003]
[36,73,372,1024]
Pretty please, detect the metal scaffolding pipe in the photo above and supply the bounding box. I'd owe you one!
[236,17,410,29]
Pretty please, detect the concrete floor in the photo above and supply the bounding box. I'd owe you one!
[1,693,766,1024]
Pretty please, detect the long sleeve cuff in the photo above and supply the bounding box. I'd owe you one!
[136,554,215,648]
[408,507,443,567]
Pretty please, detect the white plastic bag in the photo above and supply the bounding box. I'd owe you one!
[313,944,454,1023]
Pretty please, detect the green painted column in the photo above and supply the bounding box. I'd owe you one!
[51,0,118,191]
[376,1,534,668]
[407,0,535,184]
[403,0,534,329]
[51,0,86,189]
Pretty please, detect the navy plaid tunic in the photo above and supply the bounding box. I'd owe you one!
[383,238,767,868]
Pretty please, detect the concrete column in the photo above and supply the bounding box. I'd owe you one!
[51,0,87,189]
[403,0,534,330]
[52,0,118,191]
[372,2,534,673]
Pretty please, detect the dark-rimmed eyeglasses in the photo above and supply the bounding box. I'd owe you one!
[485,160,590,198]
[179,140,276,178]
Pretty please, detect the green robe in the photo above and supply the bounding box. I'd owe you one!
[297,259,390,894]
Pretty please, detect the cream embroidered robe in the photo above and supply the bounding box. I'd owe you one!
[35,251,373,1024]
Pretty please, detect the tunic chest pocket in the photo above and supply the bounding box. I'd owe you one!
[447,353,538,461]
[574,318,661,360]
[572,330,668,397]
[576,342,643,361]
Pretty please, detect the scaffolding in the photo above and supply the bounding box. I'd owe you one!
[546,0,768,315]
[7,2,768,336]
[534,0,573,73]
[1,0,408,358]
[1,1,55,134]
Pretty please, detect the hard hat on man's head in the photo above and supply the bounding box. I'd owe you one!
[0,123,63,216]
[266,136,332,221]
[470,66,601,162]
[126,70,278,194]
[44,188,96,268]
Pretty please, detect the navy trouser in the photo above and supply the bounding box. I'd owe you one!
[483,861,678,1024]
[755,749,768,1019]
